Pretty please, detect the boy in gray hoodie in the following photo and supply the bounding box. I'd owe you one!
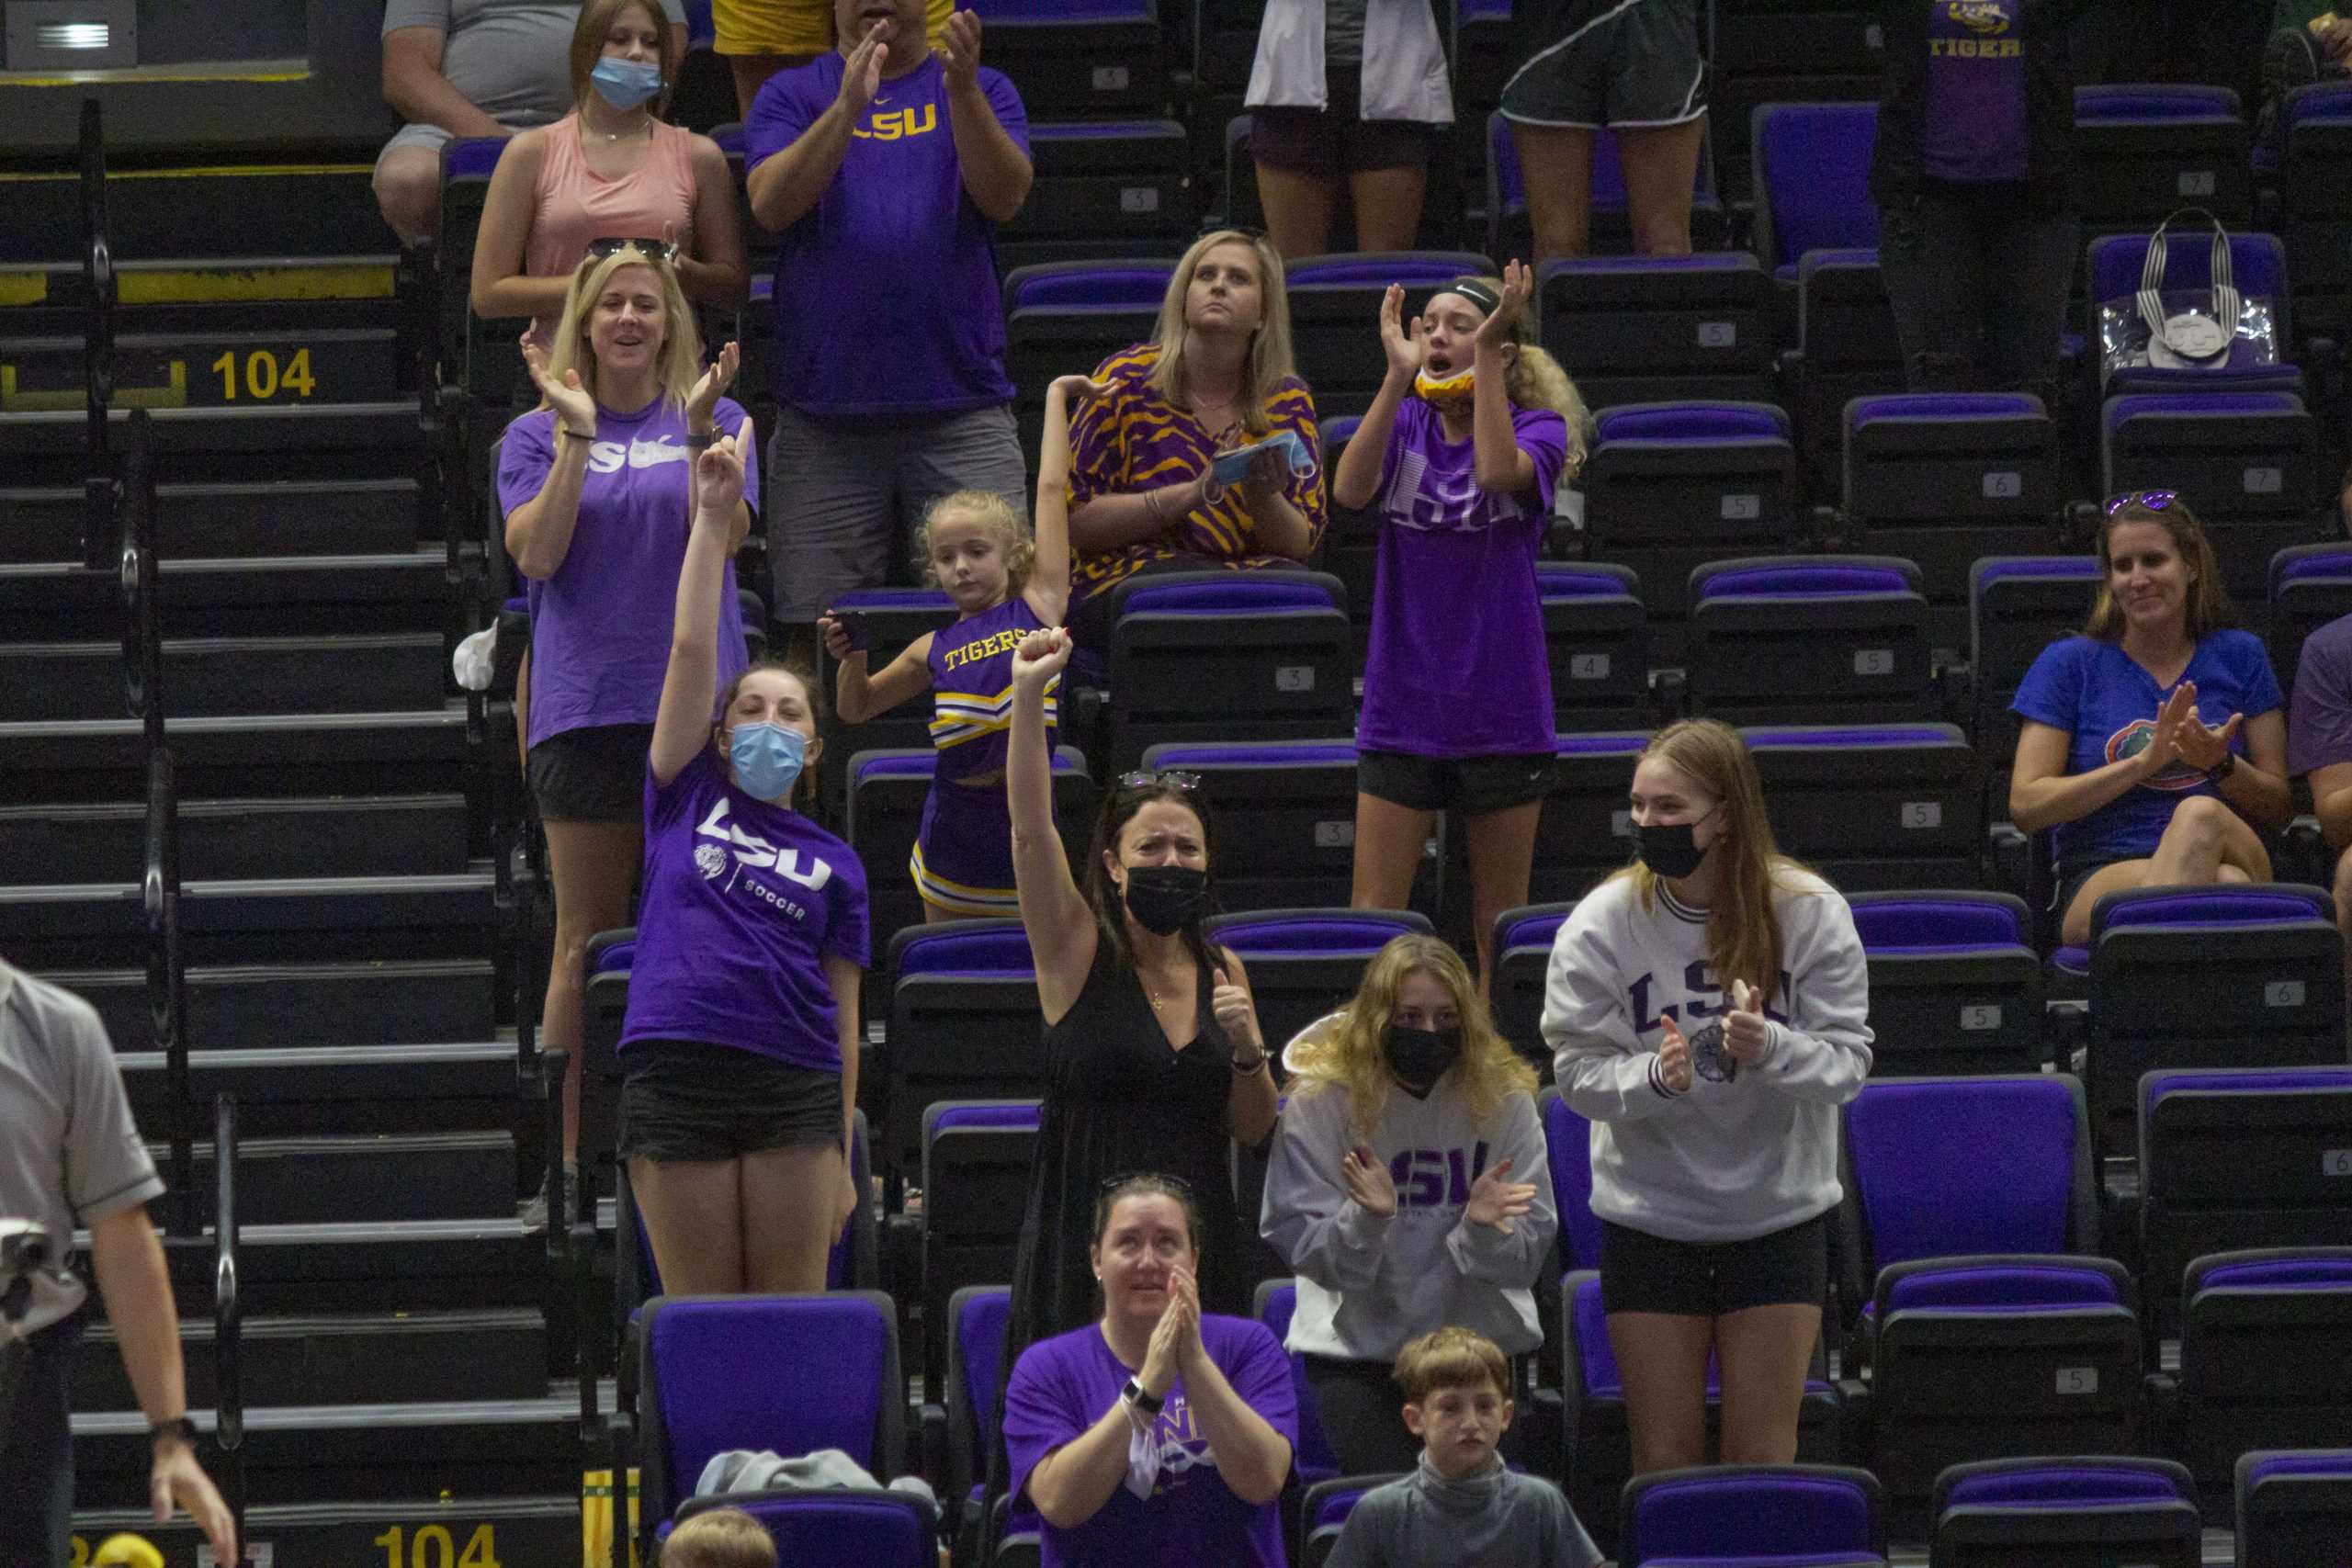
[1323,1327,1600,1568]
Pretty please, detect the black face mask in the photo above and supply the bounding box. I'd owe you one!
[1635,807,1717,880]
[1383,1023,1464,1087]
[1123,864,1210,935]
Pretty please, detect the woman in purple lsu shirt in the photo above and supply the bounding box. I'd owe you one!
[1329,263,1588,995]
[499,243,756,1196]
[1005,1174,1297,1567]
[618,412,873,1294]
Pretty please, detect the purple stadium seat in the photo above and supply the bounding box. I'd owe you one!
[675,1488,936,1566]
[1253,1279,1341,1483]
[1688,557,1934,724]
[1206,907,1433,1049]
[1534,255,1781,412]
[884,920,1041,1200]
[1620,1463,1885,1567]
[1537,1089,1600,1274]
[1750,103,1881,278]
[1929,1457,2200,1568]
[2235,1448,2352,1568]
[2176,1249,2352,1488]
[922,1104,1038,1395]
[1844,893,2043,1075]
[637,1292,904,1554]
[1137,740,1360,914]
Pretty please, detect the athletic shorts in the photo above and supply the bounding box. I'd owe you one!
[1498,0,1710,131]
[1250,68,1444,180]
[1358,749,1558,815]
[712,0,951,56]
[911,775,1020,919]
[2055,851,2138,926]
[617,1039,843,1163]
[527,723,655,825]
[1598,1212,1829,1316]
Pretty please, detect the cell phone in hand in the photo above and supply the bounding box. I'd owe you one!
[827,608,870,654]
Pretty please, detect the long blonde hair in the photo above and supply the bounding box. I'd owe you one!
[1456,274,1590,473]
[1289,934,1536,1140]
[1147,229,1298,438]
[541,244,703,412]
[1615,719,1814,1010]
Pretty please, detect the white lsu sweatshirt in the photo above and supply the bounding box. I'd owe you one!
[1261,1040,1556,1362]
[1541,869,1873,1245]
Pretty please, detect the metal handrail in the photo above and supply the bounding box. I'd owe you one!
[80,97,116,572]
[212,1091,245,1554]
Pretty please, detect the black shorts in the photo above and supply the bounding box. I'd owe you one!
[1250,68,1444,180]
[2054,852,2135,926]
[527,722,655,825]
[1499,0,1710,131]
[616,1039,843,1164]
[1358,749,1557,815]
[1599,1213,1829,1317]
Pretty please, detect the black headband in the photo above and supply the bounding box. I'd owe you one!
[1442,277,1503,317]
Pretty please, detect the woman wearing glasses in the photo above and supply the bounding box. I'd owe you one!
[2011,492,2290,945]
[1000,626,1282,1357]
[469,0,748,353]
[498,242,757,1206]
[1063,228,1327,648]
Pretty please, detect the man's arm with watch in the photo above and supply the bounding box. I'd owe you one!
[89,1203,238,1562]
[2195,706,2292,827]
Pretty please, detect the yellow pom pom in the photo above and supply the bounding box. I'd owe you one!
[90,1536,164,1568]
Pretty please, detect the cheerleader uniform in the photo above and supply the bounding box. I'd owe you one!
[911,596,1059,917]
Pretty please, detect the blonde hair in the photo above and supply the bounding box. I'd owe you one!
[570,0,683,110]
[1395,1325,1510,1404]
[1147,230,1299,438]
[2083,497,2235,642]
[541,244,703,413]
[1288,934,1536,1140]
[917,490,1035,599]
[662,1507,776,1568]
[1614,719,1816,1010]
[1453,276,1590,473]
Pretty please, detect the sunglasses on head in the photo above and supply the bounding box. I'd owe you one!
[1099,1171,1199,1201]
[2105,490,2178,516]
[585,236,679,264]
[1116,769,1203,795]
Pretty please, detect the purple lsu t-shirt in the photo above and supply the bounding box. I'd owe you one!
[1004,1316,1298,1568]
[619,750,872,1071]
[1357,398,1569,759]
[743,53,1026,416]
[2288,611,2352,776]
[1922,0,2030,182]
[497,396,758,750]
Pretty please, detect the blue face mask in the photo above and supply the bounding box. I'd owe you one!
[590,56,663,109]
[728,721,807,802]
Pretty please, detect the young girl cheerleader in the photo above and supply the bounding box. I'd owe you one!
[1330,261,1589,992]
[819,375,1100,921]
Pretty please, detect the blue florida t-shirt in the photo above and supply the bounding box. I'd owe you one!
[743,52,1026,416]
[619,750,871,1071]
[2010,630,2282,864]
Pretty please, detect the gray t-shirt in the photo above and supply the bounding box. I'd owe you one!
[381,0,687,130]
[1324,1458,1602,1568]
[1325,0,1368,75]
[0,961,163,1258]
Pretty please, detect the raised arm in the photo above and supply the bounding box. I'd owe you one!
[746,33,881,231]
[826,628,933,724]
[469,131,573,321]
[382,26,507,138]
[1470,261,1540,495]
[1332,284,1419,512]
[1008,627,1094,1011]
[1023,375,1107,624]
[503,342,602,580]
[649,420,753,785]
[2205,705,2292,827]
[937,13,1033,223]
[1176,1298,1293,1506]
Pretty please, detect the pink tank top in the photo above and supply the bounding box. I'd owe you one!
[526,113,699,349]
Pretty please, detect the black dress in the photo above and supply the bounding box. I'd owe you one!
[1005,942,1247,1360]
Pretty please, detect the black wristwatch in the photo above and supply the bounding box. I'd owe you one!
[151,1416,199,1450]
[2208,751,2237,783]
[1122,1377,1165,1417]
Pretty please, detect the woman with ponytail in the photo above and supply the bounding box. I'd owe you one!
[1331,261,1589,994]
[1538,719,1871,1475]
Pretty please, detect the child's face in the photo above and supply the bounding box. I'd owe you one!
[1404,1381,1512,1477]
[929,512,1012,612]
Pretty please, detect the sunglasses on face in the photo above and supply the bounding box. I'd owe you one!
[585,236,679,264]
[2105,490,2178,516]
